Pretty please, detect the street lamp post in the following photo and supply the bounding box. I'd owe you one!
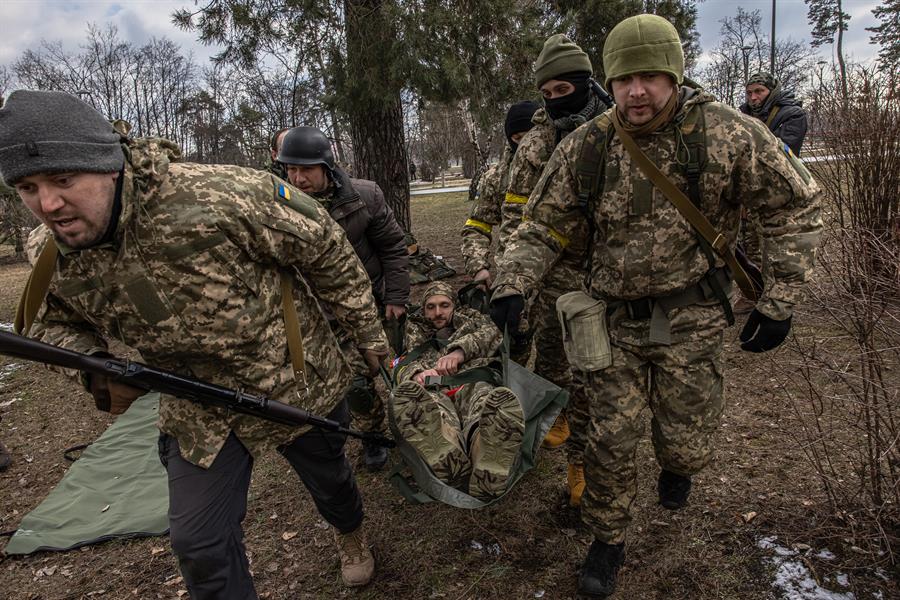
[741,45,754,83]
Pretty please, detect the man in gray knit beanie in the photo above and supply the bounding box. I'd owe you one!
[0,90,125,249]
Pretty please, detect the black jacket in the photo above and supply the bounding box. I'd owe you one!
[317,169,410,306]
[740,88,808,156]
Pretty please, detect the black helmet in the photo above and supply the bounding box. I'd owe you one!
[277,126,335,170]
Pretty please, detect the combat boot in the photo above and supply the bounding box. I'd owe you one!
[658,469,691,510]
[567,463,585,507]
[0,441,10,472]
[362,439,388,472]
[542,413,570,448]
[577,540,625,598]
[392,381,469,483]
[333,524,375,586]
[469,387,524,500]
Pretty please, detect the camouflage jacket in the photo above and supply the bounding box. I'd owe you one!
[394,307,501,383]
[494,89,822,324]
[460,144,515,276]
[27,138,388,468]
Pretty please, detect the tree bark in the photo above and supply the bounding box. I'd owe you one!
[344,0,411,232]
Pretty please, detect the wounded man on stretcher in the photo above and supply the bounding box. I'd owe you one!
[390,282,525,500]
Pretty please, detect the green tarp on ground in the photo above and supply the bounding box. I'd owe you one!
[4,393,169,555]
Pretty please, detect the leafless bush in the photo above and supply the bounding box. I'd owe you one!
[771,65,899,565]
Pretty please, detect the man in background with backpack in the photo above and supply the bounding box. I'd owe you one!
[490,15,822,598]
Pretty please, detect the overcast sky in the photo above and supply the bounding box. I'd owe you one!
[0,0,884,77]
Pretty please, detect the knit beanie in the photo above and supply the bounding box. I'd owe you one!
[504,100,540,148]
[534,34,593,88]
[746,71,778,90]
[422,281,456,306]
[602,14,684,90]
[0,90,124,185]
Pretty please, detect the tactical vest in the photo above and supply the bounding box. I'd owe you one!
[572,105,763,333]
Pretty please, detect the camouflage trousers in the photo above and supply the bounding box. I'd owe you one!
[530,258,591,465]
[392,380,524,497]
[582,303,726,545]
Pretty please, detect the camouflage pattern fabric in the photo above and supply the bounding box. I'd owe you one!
[741,214,764,267]
[392,317,524,501]
[396,306,501,381]
[493,88,822,543]
[503,106,593,465]
[583,304,725,544]
[460,144,515,276]
[26,137,389,469]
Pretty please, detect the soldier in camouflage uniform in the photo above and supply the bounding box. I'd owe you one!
[392,282,524,500]
[278,126,409,471]
[460,100,539,286]
[0,91,390,596]
[502,34,612,507]
[266,127,290,180]
[491,16,822,598]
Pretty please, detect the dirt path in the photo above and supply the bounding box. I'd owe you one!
[0,194,891,599]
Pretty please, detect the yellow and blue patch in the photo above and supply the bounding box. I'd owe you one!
[277,183,292,201]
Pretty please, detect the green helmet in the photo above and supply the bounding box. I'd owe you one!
[602,14,684,90]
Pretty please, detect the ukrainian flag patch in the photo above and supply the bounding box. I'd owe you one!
[277,183,291,201]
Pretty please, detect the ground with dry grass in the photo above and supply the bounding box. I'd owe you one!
[0,192,894,599]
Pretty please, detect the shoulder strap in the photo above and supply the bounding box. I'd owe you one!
[574,115,612,286]
[279,272,308,392]
[610,110,761,302]
[14,240,59,335]
[766,105,780,127]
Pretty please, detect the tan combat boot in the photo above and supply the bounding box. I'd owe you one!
[542,413,570,448]
[333,525,375,587]
[568,463,585,507]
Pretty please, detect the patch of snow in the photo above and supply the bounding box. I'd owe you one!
[835,574,849,587]
[757,536,856,600]
[0,323,12,332]
[816,549,836,561]
[470,540,483,551]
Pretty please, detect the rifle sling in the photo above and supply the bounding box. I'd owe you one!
[610,111,760,302]
[14,240,59,335]
[279,272,308,391]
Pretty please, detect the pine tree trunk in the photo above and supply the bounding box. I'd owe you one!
[837,1,848,104]
[344,0,411,232]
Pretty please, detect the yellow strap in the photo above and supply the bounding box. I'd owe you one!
[464,218,493,234]
[765,106,780,128]
[279,272,308,391]
[14,241,59,335]
[504,192,528,204]
[610,111,761,302]
[522,215,570,248]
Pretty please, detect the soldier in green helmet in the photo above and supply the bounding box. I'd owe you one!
[491,14,821,597]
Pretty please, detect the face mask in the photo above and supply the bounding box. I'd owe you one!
[544,78,591,120]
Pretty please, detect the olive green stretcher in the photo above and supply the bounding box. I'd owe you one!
[384,336,569,509]
[4,393,168,555]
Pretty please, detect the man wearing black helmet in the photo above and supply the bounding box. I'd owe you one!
[278,126,410,471]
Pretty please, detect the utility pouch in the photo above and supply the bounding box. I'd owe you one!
[556,291,611,372]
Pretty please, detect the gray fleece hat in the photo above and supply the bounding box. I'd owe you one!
[0,90,124,185]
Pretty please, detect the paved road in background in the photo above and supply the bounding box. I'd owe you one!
[410,185,470,196]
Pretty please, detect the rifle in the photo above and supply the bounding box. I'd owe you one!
[0,331,395,448]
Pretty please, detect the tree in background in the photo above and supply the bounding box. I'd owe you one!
[695,8,817,107]
[868,0,900,70]
[805,0,850,100]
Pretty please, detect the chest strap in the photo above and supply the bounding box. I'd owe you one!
[15,241,59,335]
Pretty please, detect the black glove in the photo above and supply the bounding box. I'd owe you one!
[489,294,525,335]
[739,309,792,353]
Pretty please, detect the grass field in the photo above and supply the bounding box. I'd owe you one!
[0,191,894,599]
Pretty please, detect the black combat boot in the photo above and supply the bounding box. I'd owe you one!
[658,469,691,509]
[577,540,625,598]
[363,439,388,471]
